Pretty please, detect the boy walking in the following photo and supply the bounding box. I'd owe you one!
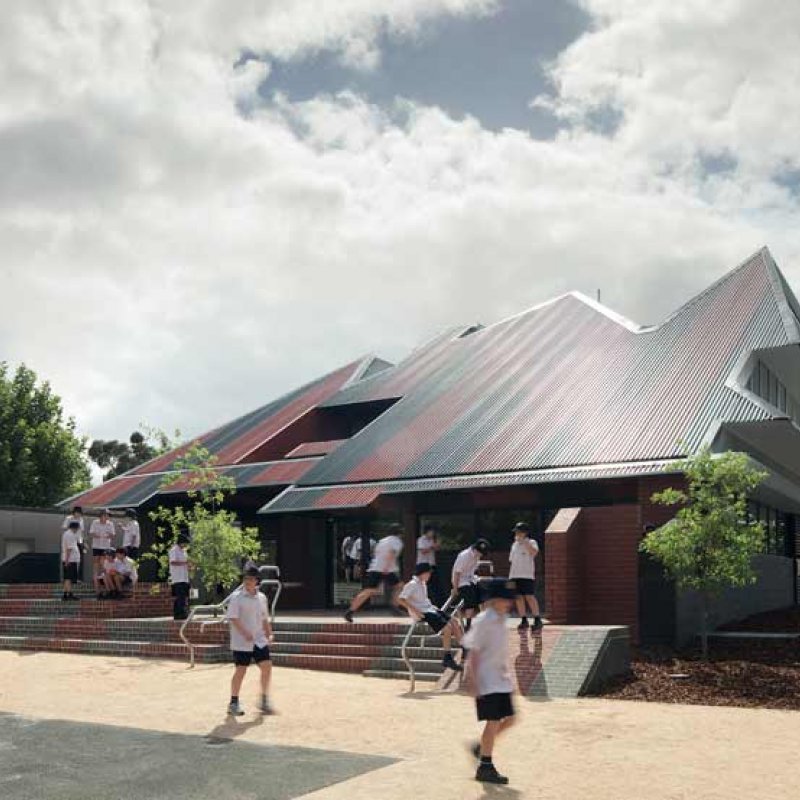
[464,578,518,785]
[226,567,274,716]
[398,563,463,672]
[509,522,542,631]
[61,520,82,601]
[343,531,403,622]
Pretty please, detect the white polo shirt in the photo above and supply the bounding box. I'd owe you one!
[463,606,514,696]
[61,530,81,564]
[62,515,85,544]
[114,557,138,581]
[89,520,115,551]
[369,535,403,573]
[399,576,437,619]
[226,587,269,651]
[168,544,189,584]
[451,547,481,588]
[122,521,141,548]
[509,538,539,580]
[416,534,436,566]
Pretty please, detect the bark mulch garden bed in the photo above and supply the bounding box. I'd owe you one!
[591,607,800,710]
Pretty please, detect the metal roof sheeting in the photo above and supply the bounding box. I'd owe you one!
[126,359,365,476]
[298,248,796,487]
[284,440,347,459]
[259,459,683,514]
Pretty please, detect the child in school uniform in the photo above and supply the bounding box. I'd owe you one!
[509,522,543,631]
[113,547,138,596]
[226,567,274,716]
[463,577,518,785]
[61,520,82,601]
[94,549,117,599]
[398,562,464,672]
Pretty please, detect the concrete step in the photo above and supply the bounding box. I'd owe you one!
[0,617,227,644]
[271,642,449,661]
[363,670,440,682]
[0,635,229,663]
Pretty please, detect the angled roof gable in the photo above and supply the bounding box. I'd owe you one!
[298,248,793,487]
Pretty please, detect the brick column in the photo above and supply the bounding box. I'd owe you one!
[545,508,583,624]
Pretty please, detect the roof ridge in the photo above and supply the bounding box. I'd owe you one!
[760,248,800,344]
[656,247,771,329]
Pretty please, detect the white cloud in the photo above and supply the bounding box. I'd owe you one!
[1,0,799,464]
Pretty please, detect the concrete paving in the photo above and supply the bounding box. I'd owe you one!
[1,650,798,800]
[0,713,393,800]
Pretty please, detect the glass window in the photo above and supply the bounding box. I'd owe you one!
[750,363,760,395]
[476,509,539,552]
[760,363,770,401]
[778,383,787,413]
[419,513,475,553]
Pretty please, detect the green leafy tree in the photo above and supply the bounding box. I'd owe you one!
[0,362,91,506]
[88,425,180,481]
[144,441,260,593]
[640,449,767,658]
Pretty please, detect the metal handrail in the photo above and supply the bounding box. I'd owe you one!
[401,597,464,693]
[180,565,283,668]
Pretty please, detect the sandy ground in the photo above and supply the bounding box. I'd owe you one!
[2,651,797,800]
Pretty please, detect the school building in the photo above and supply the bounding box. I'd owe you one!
[62,248,800,644]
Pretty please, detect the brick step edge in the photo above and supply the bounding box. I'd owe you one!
[0,636,228,663]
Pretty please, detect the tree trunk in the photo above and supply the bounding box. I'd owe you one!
[700,592,709,660]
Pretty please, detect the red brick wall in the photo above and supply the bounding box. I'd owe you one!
[580,505,641,635]
[545,505,641,638]
[545,508,582,624]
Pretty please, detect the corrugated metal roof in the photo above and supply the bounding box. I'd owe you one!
[259,459,683,514]
[126,359,365,476]
[284,440,347,459]
[298,248,795,487]
[64,459,320,509]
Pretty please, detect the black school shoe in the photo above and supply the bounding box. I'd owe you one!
[532,617,544,632]
[343,610,354,623]
[517,617,529,631]
[475,764,509,784]
[441,652,463,672]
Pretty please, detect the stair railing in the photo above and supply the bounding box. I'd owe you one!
[402,596,464,693]
[180,564,283,668]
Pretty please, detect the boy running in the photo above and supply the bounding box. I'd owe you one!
[509,522,542,631]
[61,520,81,601]
[398,563,463,672]
[226,567,274,716]
[343,531,403,622]
[464,578,518,785]
[450,539,490,630]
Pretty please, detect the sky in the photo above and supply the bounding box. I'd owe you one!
[3,0,800,461]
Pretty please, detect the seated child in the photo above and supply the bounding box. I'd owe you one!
[398,562,464,672]
[113,547,138,596]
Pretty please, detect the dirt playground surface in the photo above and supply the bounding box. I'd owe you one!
[1,651,798,800]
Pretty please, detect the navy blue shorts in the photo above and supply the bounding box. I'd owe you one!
[233,645,271,666]
[476,693,515,721]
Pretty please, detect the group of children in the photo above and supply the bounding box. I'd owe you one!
[304,520,542,783]
[60,505,141,601]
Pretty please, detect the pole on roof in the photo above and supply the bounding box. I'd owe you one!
[597,289,601,303]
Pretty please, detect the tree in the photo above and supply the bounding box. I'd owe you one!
[0,362,91,507]
[144,441,261,593]
[88,426,179,481]
[640,449,767,658]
